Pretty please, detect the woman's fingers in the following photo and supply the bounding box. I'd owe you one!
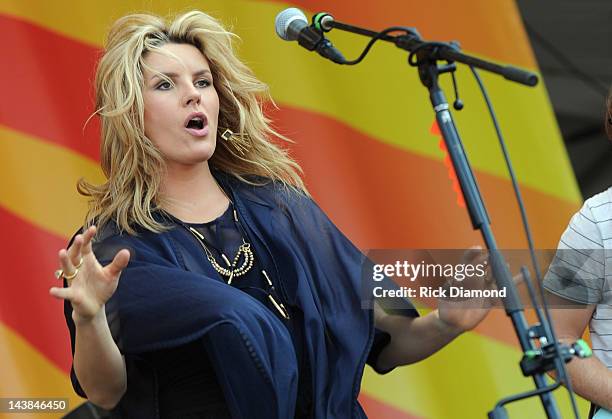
[81,226,97,256]
[49,285,74,300]
[64,226,96,271]
[513,272,525,286]
[68,235,84,267]
[58,226,98,280]
[58,249,77,277]
[461,246,489,272]
[105,249,131,278]
[58,228,95,282]
[466,245,483,256]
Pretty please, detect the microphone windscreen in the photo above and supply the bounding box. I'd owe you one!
[275,8,308,41]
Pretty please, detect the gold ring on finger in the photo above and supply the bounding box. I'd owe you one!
[63,268,79,280]
[75,257,84,269]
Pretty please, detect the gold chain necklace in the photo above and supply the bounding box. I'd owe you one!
[187,213,254,285]
[176,181,290,320]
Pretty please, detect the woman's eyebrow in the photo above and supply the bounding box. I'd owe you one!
[150,69,212,81]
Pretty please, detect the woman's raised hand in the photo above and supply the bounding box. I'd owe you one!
[49,226,130,324]
[437,246,492,333]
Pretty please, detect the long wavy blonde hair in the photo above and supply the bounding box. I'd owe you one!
[78,10,306,235]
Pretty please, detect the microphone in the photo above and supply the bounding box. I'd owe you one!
[274,8,346,64]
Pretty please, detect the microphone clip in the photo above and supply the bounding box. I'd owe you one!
[298,25,346,64]
[297,25,325,51]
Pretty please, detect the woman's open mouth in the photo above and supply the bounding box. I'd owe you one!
[184,112,209,137]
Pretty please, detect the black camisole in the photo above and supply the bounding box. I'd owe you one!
[142,204,313,418]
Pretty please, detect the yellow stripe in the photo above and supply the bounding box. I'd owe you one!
[361,330,590,418]
[1,1,580,203]
[0,323,85,419]
[0,125,104,238]
[265,54,579,204]
[0,0,231,46]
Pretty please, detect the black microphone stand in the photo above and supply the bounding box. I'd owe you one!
[312,15,587,419]
[412,46,560,419]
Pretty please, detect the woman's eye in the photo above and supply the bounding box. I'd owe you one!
[156,81,172,90]
[195,79,211,88]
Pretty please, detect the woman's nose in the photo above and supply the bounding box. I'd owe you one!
[184,86,201,107]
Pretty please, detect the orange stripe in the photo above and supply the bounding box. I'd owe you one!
[0,323,86,419]
[272,104,577,249]
[0,126,104,239]
[0,206,72,373]
[359,393,423,418]
[0,13,100,161]
[264,0,536,69]
[273,103,576,347]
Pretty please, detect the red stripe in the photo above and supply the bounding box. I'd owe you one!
[0,13,100,161]
[0,206,72,373]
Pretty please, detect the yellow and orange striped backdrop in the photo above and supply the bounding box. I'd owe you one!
[0,1,587,418]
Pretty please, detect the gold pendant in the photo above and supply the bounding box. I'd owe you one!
[268,294,290,320]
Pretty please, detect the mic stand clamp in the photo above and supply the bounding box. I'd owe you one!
[521,338,592,377]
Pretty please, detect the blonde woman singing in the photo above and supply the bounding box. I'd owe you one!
[50,10,491,419]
